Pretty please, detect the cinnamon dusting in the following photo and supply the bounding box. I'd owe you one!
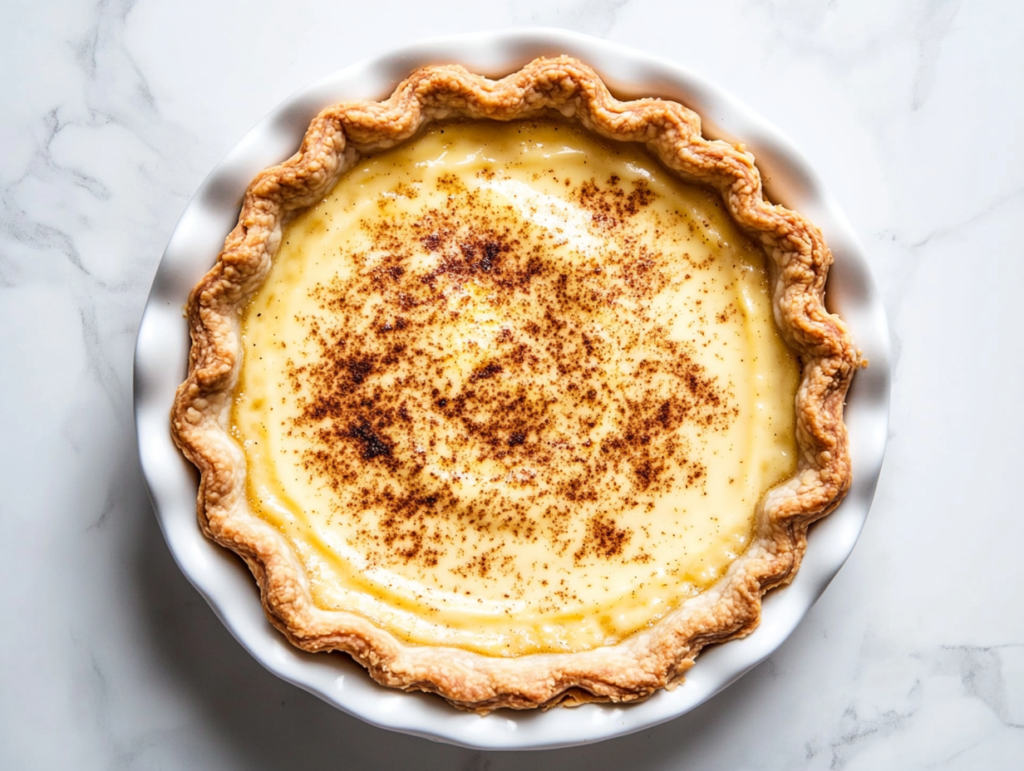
[284,123,739,587]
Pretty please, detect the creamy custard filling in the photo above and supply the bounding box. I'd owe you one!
[233,120,799,656]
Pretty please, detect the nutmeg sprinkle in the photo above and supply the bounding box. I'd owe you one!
[233,119,800,655]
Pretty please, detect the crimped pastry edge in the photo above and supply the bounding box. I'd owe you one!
[171,56,858,712]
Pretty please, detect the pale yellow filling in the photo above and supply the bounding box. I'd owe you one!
[233,120,799,656]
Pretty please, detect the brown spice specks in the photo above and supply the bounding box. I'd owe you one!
[574,514,632,562]
[282,124,744,588]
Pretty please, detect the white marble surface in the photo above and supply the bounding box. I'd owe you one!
[1,0,1021,767]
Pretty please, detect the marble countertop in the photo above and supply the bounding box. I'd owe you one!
[2,0,1021,768]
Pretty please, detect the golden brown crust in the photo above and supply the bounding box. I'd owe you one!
[171,56,857,712]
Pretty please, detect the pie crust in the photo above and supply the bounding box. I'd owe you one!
[171,56,858,712]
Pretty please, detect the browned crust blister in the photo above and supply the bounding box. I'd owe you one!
[171,56,858,712]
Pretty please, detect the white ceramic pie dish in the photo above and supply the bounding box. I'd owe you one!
[134,28,891,750]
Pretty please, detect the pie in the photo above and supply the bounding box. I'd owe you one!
[171,56,858,712]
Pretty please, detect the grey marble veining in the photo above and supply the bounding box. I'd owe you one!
[2,0,1022,767]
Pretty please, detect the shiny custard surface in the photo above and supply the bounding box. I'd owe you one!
[233,120,799,656]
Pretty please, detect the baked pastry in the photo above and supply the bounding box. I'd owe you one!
[172,56,858,712]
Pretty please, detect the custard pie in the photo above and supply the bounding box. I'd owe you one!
[172,57,858,711]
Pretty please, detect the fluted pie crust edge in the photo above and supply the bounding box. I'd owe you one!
[171,56,858,712]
